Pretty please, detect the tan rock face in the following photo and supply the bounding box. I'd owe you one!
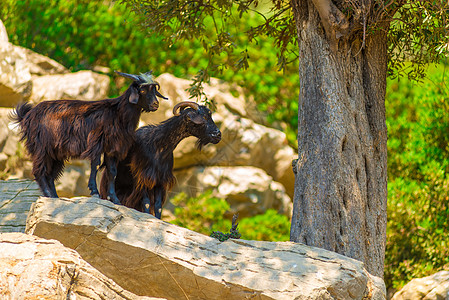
[0,40,69,107]
[0,42,32,106]
[26,196,386,300]
[0,232,160,299]
[391,271,449,300]
[30,70,110,103]
[10,45,68,76]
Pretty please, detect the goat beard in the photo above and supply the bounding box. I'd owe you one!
[195,139,210,150]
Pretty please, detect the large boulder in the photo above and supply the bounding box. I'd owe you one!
[0,40,70,107]
[0,233,159,299]
[26,196,386,300]
[174,166,292,218]
[10,44,68,76]
[0,42,33,106]
[0,179,40,233]
[391,271,449,300]
[30,70,110,103]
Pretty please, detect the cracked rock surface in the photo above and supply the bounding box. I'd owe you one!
[0,179,40,233]
[0,232,161,299]
[26,196,385,300]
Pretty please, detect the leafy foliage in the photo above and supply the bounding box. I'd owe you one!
[121,0,449,89]
[171,191,232,235]
[171,191,290,242]
[1,0,151,73]
[388,1,449,80]
[385,63,449,291]
[238,209,290,241]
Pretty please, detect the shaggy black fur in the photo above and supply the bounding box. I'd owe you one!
[99,103,221,218]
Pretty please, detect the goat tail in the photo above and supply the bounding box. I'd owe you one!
[10,102,33,124]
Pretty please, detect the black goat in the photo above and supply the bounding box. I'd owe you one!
[12,71,167,204]
[99,101,221,218]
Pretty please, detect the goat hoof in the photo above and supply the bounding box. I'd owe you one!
[91,193,100,198]
[111,198,121,205]
[107,195,120,205]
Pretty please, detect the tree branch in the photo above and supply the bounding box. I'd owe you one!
[311,0,349,51]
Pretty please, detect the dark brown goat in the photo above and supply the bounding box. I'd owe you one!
[12,71,167,203]
[99,101,221,218]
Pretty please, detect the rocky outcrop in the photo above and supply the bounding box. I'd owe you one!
[0,179,40,233]
[0,232,160,299]
[0,32,70,106]
[0,40,108,108]
[174,166,292,217]
[0,41,68,77]
[26,196,386,300]
[0,42,33,106]
[391,271,449,300]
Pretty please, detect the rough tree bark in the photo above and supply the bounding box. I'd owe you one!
[290,0,388,278]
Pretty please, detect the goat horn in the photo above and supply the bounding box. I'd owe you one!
[115,71,140,82]
[156,90,168,100]
[173,101,200,116]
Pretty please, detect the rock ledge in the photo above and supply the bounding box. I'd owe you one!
[26,196,386,300]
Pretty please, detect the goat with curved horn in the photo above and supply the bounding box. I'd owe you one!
[173,101,200,116]
[100,102,221,219]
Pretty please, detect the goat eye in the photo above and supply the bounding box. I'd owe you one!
[140,90,146,94]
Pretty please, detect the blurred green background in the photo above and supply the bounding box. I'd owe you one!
[1,0,448,293]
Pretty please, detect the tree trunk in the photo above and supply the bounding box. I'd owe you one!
[290,0,388,278]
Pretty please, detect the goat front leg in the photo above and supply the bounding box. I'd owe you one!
[36,176,56,198]
[142,189,152,214]
[154,186,165,219]
[88,156,101,196]
[104,155,121,205]
[47,176,58,198]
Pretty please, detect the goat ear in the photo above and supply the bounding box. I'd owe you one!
[187,111,205,125]
[129,87,139,104]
